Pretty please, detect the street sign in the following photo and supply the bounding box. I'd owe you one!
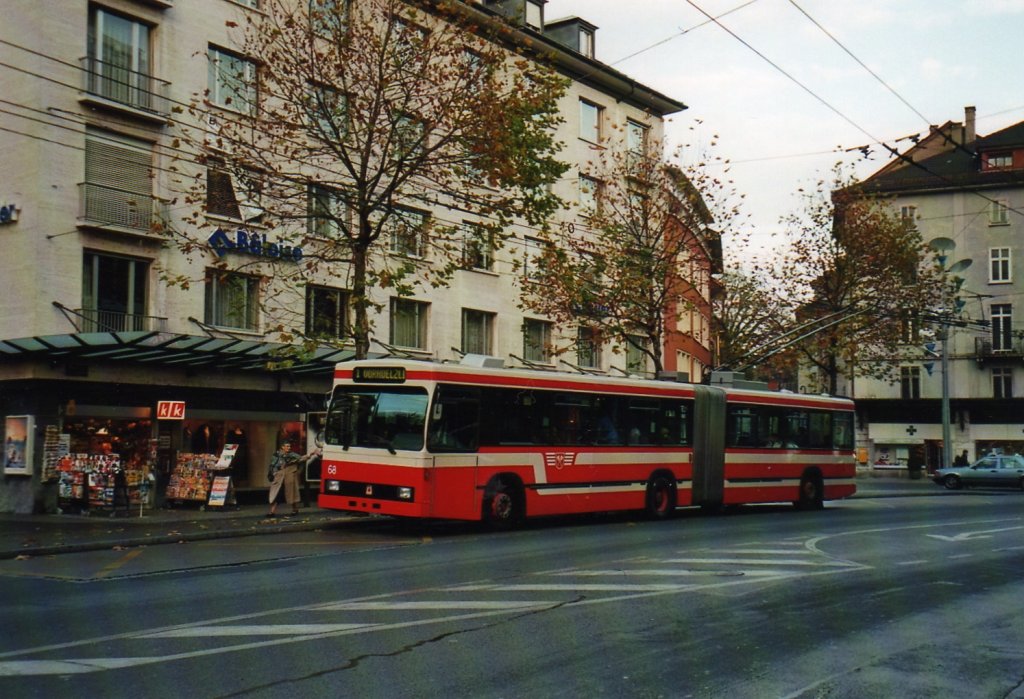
[156,401,186,420]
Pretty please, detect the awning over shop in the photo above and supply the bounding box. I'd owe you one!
[0,331,356,376]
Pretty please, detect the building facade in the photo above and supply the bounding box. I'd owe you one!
[852,107,1024,470]
[0,0,714,512]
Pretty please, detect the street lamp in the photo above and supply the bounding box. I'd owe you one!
[927,237,972,469]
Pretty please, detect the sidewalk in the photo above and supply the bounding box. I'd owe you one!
[0,475,944,560]
[0,502,359,560]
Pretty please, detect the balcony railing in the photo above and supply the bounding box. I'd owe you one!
[78,182,168,234]
[80,56,170,117]
[73,309,168,333]
[975,336,1024,362]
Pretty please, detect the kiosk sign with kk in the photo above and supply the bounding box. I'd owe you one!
[156,401,186,420]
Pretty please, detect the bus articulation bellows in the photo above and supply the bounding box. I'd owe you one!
[317,358,856,527]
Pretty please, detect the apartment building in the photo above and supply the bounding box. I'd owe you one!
[0,0,712,512]
[852,107,1024,470]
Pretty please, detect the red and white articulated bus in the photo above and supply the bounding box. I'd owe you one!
[317,357,856,527]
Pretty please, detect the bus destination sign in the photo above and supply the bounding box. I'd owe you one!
[353,367,406,384]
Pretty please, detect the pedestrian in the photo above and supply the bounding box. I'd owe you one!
[267,442,302,518]
[953,449,969,467]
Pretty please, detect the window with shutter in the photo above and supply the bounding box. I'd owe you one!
[83,128,154,230]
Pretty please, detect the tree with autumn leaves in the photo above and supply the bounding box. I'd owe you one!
[165,0,567,359]
[770,166,945,395]
[521,133,737,376]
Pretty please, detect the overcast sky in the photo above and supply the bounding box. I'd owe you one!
[548,0,1024,265]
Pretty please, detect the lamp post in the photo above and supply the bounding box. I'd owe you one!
[927,237,972,469]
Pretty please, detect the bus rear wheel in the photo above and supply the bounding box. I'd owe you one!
[482,478,523,530]
[794,473,824,511]
[645,475,676,519]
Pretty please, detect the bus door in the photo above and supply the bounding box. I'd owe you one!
[691,385,726,508]
[427,385,481,518]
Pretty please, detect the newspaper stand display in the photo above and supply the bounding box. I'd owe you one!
[57,454,150,515]
[206,444,238,509]
[164,453,219,507]
[164,445,238,509]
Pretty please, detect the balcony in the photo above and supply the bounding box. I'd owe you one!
[73,309,168,333]
[975,336,1024,364]
[78,182,168,236]
[79,57,171,123]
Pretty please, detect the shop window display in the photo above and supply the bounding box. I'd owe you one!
[58,417,156,514]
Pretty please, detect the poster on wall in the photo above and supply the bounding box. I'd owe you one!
[4,415,34,476]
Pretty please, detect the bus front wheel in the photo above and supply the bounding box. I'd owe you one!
[482,478,523,529]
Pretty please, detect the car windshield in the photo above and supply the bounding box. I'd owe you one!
[324,386,429,452]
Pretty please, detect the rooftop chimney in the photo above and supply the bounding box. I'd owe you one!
[964,105,976,144]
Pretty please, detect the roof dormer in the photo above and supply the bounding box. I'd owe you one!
[484,0,547,31]
[543,16,598,59]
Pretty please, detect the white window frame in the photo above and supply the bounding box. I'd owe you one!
[88,7,151,109]
[308,183,347,238]
[462,222,494,271]
[525,0,543,29]
[989,200,1010,226]
[625,334,648,375]
[306,284,348,340]
[461,308,495,356]
[900,204,917,229]
[205,270,260,331]
[309,83,347,139]
[579,28,594,57]
[390,298,429,350]
[577,326,601,369]
[991,304,1013,352]
[627,119,647,155]
[578,174,599,214]
[523,318,552,363]
[993,367,1013,399]
[579,99,602,144]
[387,208,428,258]
[990,247,1012,283]
[899,366,921,400]
[309,0,349,36]
[985,153,1013,170]
[208,46,257,114]
[523,236,545,280]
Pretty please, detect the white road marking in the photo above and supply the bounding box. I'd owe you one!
[318,600,553,611]
[0,543,871,677]
[549,569,781,578]
[141,624,373,638]
[447,583,694,591]
[663,557,857,567]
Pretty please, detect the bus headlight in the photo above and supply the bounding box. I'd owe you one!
[326,480,341,492]
[397,487,413,500]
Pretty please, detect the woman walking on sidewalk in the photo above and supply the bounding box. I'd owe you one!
[267,442,302,518]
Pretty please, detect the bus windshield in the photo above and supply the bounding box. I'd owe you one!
[324,386,429,452]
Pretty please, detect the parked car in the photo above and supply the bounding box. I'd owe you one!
[932,454,1024,490]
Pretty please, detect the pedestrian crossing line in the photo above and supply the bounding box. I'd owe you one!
[140,624,374,638]
[662,557,857,567]
[722,549,816,555]
[548,569,782,578]
[447,583,695,592]
[318,600,555,611]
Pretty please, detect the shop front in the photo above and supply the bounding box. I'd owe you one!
[0,331,347,514]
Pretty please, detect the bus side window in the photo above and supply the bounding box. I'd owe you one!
[427,386,479,453]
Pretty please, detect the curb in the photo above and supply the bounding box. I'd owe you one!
[0,515,358,560]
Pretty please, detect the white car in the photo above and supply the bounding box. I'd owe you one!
[932,454,1024,490]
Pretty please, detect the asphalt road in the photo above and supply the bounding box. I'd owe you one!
[2,490,1023,698]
